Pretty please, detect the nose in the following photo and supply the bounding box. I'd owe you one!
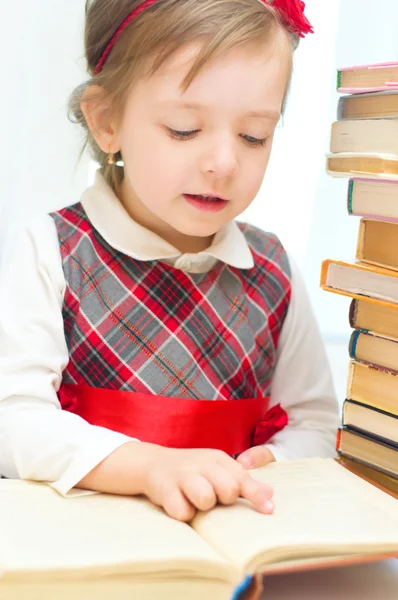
[201,134,238,179]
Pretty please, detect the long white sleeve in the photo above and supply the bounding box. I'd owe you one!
[265,255,340,461]
[0,216,133,495]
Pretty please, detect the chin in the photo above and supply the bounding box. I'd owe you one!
[177,223,224,238]
[172,213,228,237]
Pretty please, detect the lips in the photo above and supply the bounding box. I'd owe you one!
[183,194,229,213]
[189,193,228,202]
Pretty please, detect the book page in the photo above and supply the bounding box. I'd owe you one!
[191,458,398,572]
[0,480,236,583]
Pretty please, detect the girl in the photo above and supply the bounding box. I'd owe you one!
[0,0,338,523]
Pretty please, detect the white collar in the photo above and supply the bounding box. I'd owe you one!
[80,170,255,272]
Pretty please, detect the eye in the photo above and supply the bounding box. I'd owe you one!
[168,128,200,140]
[241,135,267,148]
[166,128,267,147]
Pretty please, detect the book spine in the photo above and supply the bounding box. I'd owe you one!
[349,331,360,359]
[335,428,342,451]
[319,259,330,288]
[337,96,345,120]
[347,180,354,215]
[341,399,348,426]
[349,299,358,328]
[346,361,355,399]
[232,575,253,600]
[355,220,366,261]
[336,69,342,91]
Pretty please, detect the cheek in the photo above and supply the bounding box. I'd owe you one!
[241,139,274,199]
[122,124,184,197]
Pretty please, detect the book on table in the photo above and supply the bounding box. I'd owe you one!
[320,258,398,307]
[326,153,398,178]
[337,62,398,94]
[349,298,398,341]
[337,428,397,480]
[356,218,398,271]
[338,359,398,482]
[338,91,398,120]
[346,360,398,418]
[330,119,398,156]
[1,458,398,600]
[338,456,398,496]
[329,65,398,177]
[349,328,398,373]
[347,177,398,221]
[343,399,397,447]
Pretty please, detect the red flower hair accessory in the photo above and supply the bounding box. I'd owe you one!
[264,0,314,38]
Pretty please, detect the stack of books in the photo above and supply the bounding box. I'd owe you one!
[321,61,398,496]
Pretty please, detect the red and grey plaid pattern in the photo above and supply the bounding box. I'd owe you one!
[51,203,291,400]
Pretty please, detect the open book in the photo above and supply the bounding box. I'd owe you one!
[1,459,397,600]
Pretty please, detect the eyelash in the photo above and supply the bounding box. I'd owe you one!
[167,128,267,148]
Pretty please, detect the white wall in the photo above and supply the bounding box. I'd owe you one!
[243,0,342,261]
[0,1,90,253]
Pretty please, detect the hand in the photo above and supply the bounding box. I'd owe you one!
[236,445,276,470]
[138,444,274,522]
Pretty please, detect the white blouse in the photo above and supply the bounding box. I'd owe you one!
[0,171,339,496]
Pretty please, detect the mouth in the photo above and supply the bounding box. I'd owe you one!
[183,193,229,212]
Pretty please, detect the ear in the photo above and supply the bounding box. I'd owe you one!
[80,85,120,155]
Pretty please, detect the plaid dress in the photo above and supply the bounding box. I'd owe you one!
[51,203,291,402]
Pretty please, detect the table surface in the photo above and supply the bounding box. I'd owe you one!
[260,559,398,600]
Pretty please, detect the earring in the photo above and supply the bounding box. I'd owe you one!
[108,144,115,165]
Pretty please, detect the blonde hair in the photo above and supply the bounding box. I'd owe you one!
[69,0,298,192]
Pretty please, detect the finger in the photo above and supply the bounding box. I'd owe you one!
[237,446,275,469]
[162,487,197,522]
[240,474,274,514]
[236,451,254,469]
[210,451,256,486]
[207,465,241,506]
[182,475,217,512]
[213,449,250,476]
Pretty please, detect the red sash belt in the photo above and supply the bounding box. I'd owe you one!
[59,384,288,456]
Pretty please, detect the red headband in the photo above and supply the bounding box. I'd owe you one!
[94,0,313,75]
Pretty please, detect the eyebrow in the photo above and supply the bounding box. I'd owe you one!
[158,101,280,120]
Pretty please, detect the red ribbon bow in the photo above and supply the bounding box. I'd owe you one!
[253,403,288,446]
[264,0,314,38]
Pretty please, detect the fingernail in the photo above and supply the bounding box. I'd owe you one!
[263,500,274,513]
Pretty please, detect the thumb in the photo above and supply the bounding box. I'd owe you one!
[236,446,275,469]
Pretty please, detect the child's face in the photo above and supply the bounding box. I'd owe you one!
[115,35,291,249]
